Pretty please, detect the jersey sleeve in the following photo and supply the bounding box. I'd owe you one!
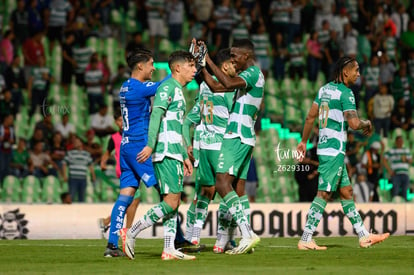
[186,100,201,125]
[341,89,357,112]
[239,67,259,89]
[140,81,162,97]
[183,101,201,147]
[152,82,173,110]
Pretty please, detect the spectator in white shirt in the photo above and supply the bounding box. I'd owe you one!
[54,114,75,140]
[373,84,394,138]
[90,104,115,138]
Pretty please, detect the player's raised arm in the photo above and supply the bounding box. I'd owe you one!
[205,53,246,90]
[200,68,232,93]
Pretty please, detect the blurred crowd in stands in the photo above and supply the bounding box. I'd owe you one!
[1,0,414,202]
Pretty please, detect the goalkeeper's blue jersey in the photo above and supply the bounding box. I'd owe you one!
[119,76,170,143]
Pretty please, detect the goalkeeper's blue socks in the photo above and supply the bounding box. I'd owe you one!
[107,194,133,248]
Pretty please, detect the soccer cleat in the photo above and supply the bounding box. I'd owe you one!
[161,249,196,261]
[359,233,390,248]
[213,245,224,254]
[225,234,260,255]
[103,247,125,257]
[213,240,236,254]
[298,240,327,250]
[119,228,135,260]
[175,240,205,253]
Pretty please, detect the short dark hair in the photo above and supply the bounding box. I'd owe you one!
[232,39,255,52]
[168,50,195,70]
[126,48,153,70]
[215,48,231,67]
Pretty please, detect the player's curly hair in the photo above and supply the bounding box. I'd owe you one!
[126,48,153,70]
[333,56,356,83]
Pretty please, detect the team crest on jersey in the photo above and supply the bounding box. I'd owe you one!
[160,91,168,101]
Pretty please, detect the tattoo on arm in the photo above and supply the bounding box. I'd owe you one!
[345,110,358,120]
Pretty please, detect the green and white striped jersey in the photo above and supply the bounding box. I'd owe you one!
[384,37,397,61]
[270,0,291,24]
[251,33,270,59]
[31,66,51,90]
[198,81,235,150]
[384,147,411,175]
[232,14,251,40]
[288,42,305,66]
[146,0,165,19]
[62,150,93,180]
[185,100,202,167]
[314,82,356,157]
[73,46,93,74]
[363,66,380,88]
[152,77,186,162]
[225,66,264,146]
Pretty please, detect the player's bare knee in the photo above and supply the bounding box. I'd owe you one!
[339,186,353,200]
[201,186,215,199]
[316,191,330,202]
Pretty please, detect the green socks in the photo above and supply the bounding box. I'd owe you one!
[341,199,369,238]
[301,197,327,242]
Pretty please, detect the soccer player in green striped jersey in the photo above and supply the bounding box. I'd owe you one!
[296,56,390,250]
[201,39,263,254]
[383,135,412,201]
[184,49,237,249]
[121,51,198,261]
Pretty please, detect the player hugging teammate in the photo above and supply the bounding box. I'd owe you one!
[117,38,264,260]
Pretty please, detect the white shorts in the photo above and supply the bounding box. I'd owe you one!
[148,18,166,37]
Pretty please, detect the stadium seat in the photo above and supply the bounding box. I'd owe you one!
[139,184,160,204]
[21,176,42,203]
[285,98,303,127]
[280,78,293,96]
[378,188,392,203]
[85,180,98,203]
[392,196,405,203]
[265,76,278,96]
[1,175,21,203]
[42,175,62,203]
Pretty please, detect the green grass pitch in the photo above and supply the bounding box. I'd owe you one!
[0,236,413,275]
